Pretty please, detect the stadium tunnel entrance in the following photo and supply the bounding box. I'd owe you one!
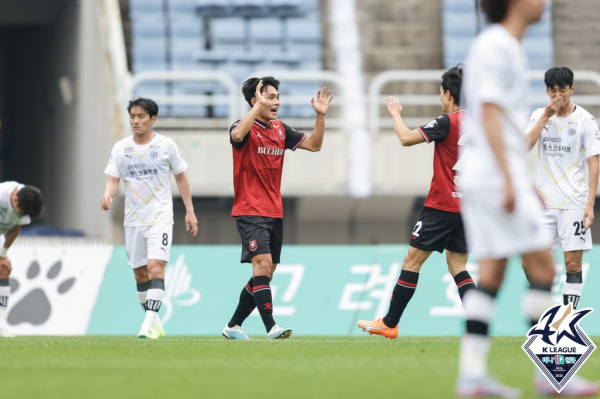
[0,0,72,191]
[0,0,114,238]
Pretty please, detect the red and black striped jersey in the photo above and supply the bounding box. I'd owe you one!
[230,119,306,218]
[417,109,464,213]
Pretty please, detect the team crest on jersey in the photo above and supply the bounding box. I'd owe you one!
[150,151,158,160]
[568,123,577,137]
[249,240,258,251]
[424,119,438,129]
[522,304,596,393]
[276,126,284,139]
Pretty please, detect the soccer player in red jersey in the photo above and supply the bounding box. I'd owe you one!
[358,65,476,339]
[222,76,333,340]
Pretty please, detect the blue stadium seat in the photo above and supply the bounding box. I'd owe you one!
[131,17,168,41]
[170,104,209,118]
[285,17,321,43]
[132,58,169,74]
[269,51,301,67]
[195,49,230,64]
[443,36,473,67]
[442,0,476,13]
[167,0,196,15]
[267,0,303,17]
[231,0,267,16]
[209,17,247,51]
[195,0,231,16]
[169,16,204,42]
[283,17,322,62]
[134,81,169,97]
[249,17,284,52]
[170,40,204,68]
[442,0,553,69]
[442,11,479,38]
[130,0,165,18]
[131,39,168,73]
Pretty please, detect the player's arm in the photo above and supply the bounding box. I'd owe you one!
[524,96,565,150]
[231,81,266,143]
[100,176,120,211]
[0,225,22,273]
[299,87,333,152]
[385,97,426,146]
[483,103,515,212]
[174,171,198,236]
[584,154,599,231]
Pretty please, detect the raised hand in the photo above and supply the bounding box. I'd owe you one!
[311,87,333,115]
[254,80,266,107]
[386,97,403,116]
[544,95,565,118]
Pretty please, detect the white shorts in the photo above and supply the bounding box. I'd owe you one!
[542,208,592,252]
[461,185,550,259]
[124,223,173,268]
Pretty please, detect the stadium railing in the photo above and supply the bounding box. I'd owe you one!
[129,69,348,131]
[130,70,239,122]
[367,69,600,135]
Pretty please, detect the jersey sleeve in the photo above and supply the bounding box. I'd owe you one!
[167,139,188,175]
[104,142,122,178]
[283,122,306,150]
[230,120,250,148]
[418,114,451,143]
[524,108,544,135]
[582,116,600,158]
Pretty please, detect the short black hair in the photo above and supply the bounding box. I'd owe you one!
[480,0,511,23]
[127,98,159,118]
[241,76,280,107]
[441,64,463,106]
[544,67,574,89]
[17,185,43,218]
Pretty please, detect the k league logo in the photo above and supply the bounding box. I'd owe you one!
[522,304,596,393]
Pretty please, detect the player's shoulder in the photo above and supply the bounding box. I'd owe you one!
[152,132,178,148]
[531,107,545,118]
[0,181,18,190]
[573,104,595,120]
[114,135,133,149]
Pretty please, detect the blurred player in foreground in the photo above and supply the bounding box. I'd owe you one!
[101,97,197,339]
[456,0,555,397]
[357,65,475,339]
[0,182,42,337]
[222,76,333,340]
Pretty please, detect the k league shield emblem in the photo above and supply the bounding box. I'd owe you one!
[522,304,596,393]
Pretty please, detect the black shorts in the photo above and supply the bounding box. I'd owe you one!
[236,216,283,264]
[409,207,467,254]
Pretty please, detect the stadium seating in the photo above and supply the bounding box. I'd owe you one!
[129,0,324,118]
[167,0,197,15]
[231,0,268,17]
[130,0,165,17]
[442,0,554,71]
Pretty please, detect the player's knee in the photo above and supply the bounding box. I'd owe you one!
[253,259,272,276]
[402,255,423,272]
[564,260,581,274]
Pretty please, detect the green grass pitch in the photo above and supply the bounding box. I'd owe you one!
[1,336,598,398]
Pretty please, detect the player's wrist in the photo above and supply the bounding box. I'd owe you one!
[0,247,7,257]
